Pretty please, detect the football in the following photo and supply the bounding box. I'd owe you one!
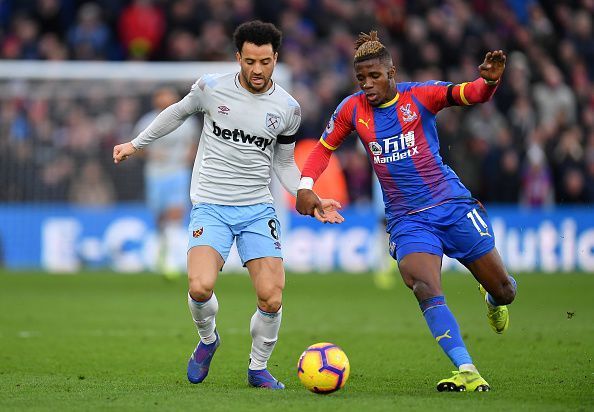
[297,342,350,394]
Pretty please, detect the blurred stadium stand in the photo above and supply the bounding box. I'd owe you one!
[0,0,592,272]
[0,0,593,205]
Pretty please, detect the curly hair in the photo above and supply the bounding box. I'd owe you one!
[354,30,391,65]
[233,20,282,54]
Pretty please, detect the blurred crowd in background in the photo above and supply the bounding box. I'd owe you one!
[0,0,593,207]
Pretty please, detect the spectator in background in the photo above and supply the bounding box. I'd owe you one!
[508,95,536,143]
[520,143,554,208]
[32,0,71,40]
[67,3,111,60]
[569,9,594,80]
[0,0,592,208]
[196,21,233,61]
[133,87,200,276]
[551,125,584,201]
[118,0,165,60]
[36,154,74,201]
[483,128,521,203]
[585,140,594,202]
[533,62,577,130]
[3,13,40,59]
[559,167,588,204]
[69,159,115,205]
[166,0,202,36]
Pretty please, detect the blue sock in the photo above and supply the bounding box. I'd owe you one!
[420,296,472,368]
[486,275,517,306]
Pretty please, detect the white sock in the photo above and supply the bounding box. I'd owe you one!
[187,292,218,344]
[459,363,478,373]
[249,306,282,370]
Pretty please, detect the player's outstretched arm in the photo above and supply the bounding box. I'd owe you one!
[434,50,506,109]
[478,50,506,83]
[113,142,137,164]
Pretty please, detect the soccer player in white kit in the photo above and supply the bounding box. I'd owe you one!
[113,20,343,389]
[133,87,200,277]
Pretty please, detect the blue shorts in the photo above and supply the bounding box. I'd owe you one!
[187,203,283,265]
[146,170,191,214]
[387,199,495,264]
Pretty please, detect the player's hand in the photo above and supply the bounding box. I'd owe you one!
[113,142,137,164]
[296,190,344,224]
[296,188,320,217]
[478,50,506,83]
[315,198,344,224]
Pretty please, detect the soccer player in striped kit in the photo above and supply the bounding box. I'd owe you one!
[296,31,517,392]
[114,21,343,389]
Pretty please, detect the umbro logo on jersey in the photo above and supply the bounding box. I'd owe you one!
[212,121,273,151]
[218,105,230,115]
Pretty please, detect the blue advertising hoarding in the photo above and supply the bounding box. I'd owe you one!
[0,204,592,273]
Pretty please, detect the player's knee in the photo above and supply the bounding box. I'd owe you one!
[188,278,213,301]
[495,281,516,305]
[411,279,442,301]
[487,279,516,305]
[258,297,282,313]
[257,287,283,313]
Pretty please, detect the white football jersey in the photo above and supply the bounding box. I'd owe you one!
[134,110,200,178]
[133,72,301,205]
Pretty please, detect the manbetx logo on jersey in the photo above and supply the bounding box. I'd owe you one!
[370,131,419,164]
[212,121,273,151]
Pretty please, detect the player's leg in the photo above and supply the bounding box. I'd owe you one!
[145,173,168,273]
[236,204,285,389]
[465,247,516,305]
[186,246,223,384]
[187,246,223,340]
[160,170,191,277]
[451,201,517,334]
[160,205,186,278]
[186,204,234,384]
[398,252,490,392]
[391,214,489,392]
[373,218,397,290]
[245,257,285,389]
[465,248,517,334]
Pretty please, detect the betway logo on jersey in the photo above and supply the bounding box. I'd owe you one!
[212,121,273,151]
[370,131,419,164]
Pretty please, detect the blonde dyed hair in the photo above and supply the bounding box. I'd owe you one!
[354,31,388,63]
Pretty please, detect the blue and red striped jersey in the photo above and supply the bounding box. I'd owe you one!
[302,78,498,220]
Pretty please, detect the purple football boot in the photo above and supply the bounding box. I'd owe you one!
[187,330,220,384]
[247,367,285,389]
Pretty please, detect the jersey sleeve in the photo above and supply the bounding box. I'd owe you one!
[178,74,215,114]
[319,95,356,151]
[301,95,356,180]
[411,78,499,114]
[281,97,301,137]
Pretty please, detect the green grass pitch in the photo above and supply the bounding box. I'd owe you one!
[1,271,593,411]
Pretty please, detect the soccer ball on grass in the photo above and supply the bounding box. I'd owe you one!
[297,342,350,394]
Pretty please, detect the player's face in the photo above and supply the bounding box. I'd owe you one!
[236,42,277,94]
[354,59,396,107]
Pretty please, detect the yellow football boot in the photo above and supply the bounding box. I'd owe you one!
[437,370,490,392]
[479,284,509,334]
